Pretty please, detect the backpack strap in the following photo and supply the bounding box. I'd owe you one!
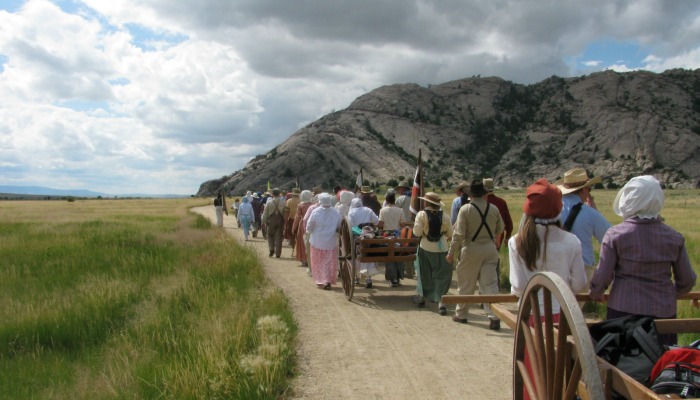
[470,203,494,242]
[563,202,583,232]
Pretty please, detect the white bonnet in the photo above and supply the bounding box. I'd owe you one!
[319,193,332,207]
[613,175,664,219]
[339,190,354,206]
[300,190,313,203]
[350,198,363,209]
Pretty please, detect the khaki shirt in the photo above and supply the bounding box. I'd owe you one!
[285,196,301,219]
[448,197,504,257]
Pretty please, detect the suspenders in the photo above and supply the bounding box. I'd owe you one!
[470,203,494,242]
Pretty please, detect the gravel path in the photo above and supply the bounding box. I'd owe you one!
[194,206,513,399]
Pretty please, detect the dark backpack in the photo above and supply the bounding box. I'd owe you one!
[649,347,700,398]
[425,210,443,242]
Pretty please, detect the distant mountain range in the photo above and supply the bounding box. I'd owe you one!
[0,185,189,199]
[198,68,700,196]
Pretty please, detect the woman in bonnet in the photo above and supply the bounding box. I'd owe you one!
[509,178,587,319]
[306,193,342,290]
[589,175,696,346]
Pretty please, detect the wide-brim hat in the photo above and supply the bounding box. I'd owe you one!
[555,168,602,195]
[271,187,281,196]
[452,181,468,192]
[395,181,410,189]
[418,192,444,207]
[360,185,373,194]
[483,178,495,192]
[312,186,322,195]
[468,179,488,198]
[291,188,300,195]
[252,193,260,199]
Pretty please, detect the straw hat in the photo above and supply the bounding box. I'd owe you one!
[453,181,468,192]
[291,188,300,196]
[555,168,602,195]
[483,178,495,192]
[418,192,444,207]
[360,185,373,194]
[395,181,410,189]
[312,186,322,195]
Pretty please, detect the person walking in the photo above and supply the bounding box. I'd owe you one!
[378,191,408,287]
[394,181,415,278]
[412,192,453,315]
[555,168,611,289]
[237,196,255,240]
[292,190,314,268]
[589,175,696,346]
[348,198,380,288]
[262,188,286,258]
[450,181,469,226]
[483,177,513,286]
[214,191,228,227]
[447,179,504,330]
[306,193,342,290]
[231,197,241,227]
[250,193,263,238]
[284,188,301,252]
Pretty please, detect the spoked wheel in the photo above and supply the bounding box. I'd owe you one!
[513,272,604,400]
[338,217,356,301]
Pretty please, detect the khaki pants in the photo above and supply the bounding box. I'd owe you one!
[454,241,500,321]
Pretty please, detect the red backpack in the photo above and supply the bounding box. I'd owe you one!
[649,347,700,397]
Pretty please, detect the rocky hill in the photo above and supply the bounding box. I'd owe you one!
[197,69,700,196]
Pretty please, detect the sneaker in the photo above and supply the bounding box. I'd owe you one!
[489,319,501,331]
[390,280,399,288]
[438,306,447,316]
[269,250,274,257]
[365,281,373,289]
[452,315,468,324]
[323,283,331,290]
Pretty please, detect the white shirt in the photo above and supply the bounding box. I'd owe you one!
[306,206,342,250]
[508,225,587,315]
[348,206,379,227]
[379,205,406,231]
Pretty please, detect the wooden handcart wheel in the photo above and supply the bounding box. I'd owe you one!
[338,217,355,301]
[513,272,605,400]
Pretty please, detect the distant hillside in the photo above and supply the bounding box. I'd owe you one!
[0,185,109,198]
[198,69,700,196]
[0,186,189,199]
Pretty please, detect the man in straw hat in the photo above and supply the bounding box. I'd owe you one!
[447,179,504,330]
[450,181,469,226]
[555,168,611,293]
[284,188,301,254]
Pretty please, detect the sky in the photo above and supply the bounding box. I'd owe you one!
[0,0,699,195]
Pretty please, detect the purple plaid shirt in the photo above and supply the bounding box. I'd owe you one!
[589,217,696,318]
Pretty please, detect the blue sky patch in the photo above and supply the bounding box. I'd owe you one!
[0,54,8,72]
[56,99,111,113]
[568,38,649,74]
[125,23,187,51]
[0,0,24,12]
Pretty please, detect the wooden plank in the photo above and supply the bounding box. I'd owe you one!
[490,303,517,331]
[441,292,700,305]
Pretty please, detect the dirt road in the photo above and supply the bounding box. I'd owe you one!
[194,206,513,399]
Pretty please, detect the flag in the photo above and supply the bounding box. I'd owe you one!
[354,168,363,193]
[409,149,423,215]
[267,180,271,192]
[295,176,300,188]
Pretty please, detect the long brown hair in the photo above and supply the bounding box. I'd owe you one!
[515,215,561,271]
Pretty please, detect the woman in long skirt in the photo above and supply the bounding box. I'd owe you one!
[292,190,314,267]
[306,193,342,289]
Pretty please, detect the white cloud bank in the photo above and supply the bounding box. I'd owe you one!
[0,0,698,194]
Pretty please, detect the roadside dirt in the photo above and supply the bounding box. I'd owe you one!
[194,206,513,399]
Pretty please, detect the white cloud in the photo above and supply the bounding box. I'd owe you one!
[0,0,699,194]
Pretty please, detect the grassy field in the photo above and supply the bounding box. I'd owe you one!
[0,199,296,399]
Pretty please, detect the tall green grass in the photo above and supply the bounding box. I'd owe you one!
[0,199,296,399]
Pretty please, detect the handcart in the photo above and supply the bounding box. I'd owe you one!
[337,216,420,301]
[441,271,700,399]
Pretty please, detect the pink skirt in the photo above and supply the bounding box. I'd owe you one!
[310,245,338,285]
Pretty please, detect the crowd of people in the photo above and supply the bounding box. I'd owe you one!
[214,167,696,340]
